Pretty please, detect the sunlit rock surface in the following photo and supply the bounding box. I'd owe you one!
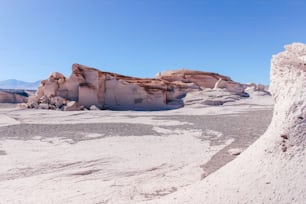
[0,90,29,103]
[28,64,250,111]
[149,43,306,204]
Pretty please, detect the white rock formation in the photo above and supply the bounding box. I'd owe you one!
[147,43,306,203]
[245,83,270,96]
[30,64,193,110]
[157,69,246,95]
[29,64,247,111]
[183,88,244,106]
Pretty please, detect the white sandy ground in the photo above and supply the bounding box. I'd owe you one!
[0,94,273,204]
[0,131,231,203]
[143,129,306,204]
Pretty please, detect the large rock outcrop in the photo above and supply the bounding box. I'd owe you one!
[28,64,193,111]
[26,65,251,111]
[156,69,246,94]
[147,43,306,203]
[0,90,29,103]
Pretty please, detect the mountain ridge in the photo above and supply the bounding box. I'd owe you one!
[0,79,41,90]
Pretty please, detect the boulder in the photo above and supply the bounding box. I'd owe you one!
[38,103,49,110]
[89,105,100,111]
[49,96,66,108]
[64,101,84,111]
[245,83,271,96]
[228,148,243,156]
[184,89,243,106]
[16,103,29,109]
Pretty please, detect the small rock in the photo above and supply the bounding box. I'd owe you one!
[16,103,29,109]
[39,95,49,104]
[50,96,65,108]
[203,100,224,106]
[228,148,243,156]
[49,104,56,110]
[30,102,39,109]
[89,105,100,110]
[38,103,49,110]
[64,101,83,111]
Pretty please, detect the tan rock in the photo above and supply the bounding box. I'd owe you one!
[38,103,49,109]
[228,148,243,156]
[39,95,49,104]
[16,103,29,109]
[64,101,84,111]
[157,69,245,94]
[51,72,65,80]
[49,96,66,108]
[0,91,27,103]
[89,105,100,110]
[28,64,246,111]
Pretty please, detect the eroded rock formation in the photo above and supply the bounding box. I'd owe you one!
[28,64,194,110]
[26,65,252,111]
[150,43,306,204]
[157,69,246,94]
[0,90,29,103]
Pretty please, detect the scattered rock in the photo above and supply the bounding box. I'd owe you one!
[38,103,49,110]
[64,101,84,111]
[89,105,100,111]
[184,89,243,106]
[16,103,29,109]
[228,148,243,156]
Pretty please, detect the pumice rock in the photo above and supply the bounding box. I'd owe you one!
[28,64,189,111]
[156,69,246,94]
[27,65,249,111]
[152,43,306,204]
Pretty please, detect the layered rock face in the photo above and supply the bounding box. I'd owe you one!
[270,43,306,147]
[28,64,193,111]
[26,65,252,111]
[0,90,29,103]
[157,69,246,94]
[152,43,306,204]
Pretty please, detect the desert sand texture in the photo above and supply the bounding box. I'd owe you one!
[0,96,273,204]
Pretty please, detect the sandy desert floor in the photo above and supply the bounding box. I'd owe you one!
[0,99,273,204]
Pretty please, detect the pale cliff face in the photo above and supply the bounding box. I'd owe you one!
[143,43,306,204]
[270,43,306,147]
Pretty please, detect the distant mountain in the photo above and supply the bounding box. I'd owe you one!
[0,79,41,90]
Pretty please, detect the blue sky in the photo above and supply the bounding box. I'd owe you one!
[0,0,305,84]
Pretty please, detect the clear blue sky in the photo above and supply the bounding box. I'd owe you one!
[0,0,305,84]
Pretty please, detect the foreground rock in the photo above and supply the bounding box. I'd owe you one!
[27,64,251,111]
[149,43,306,204]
